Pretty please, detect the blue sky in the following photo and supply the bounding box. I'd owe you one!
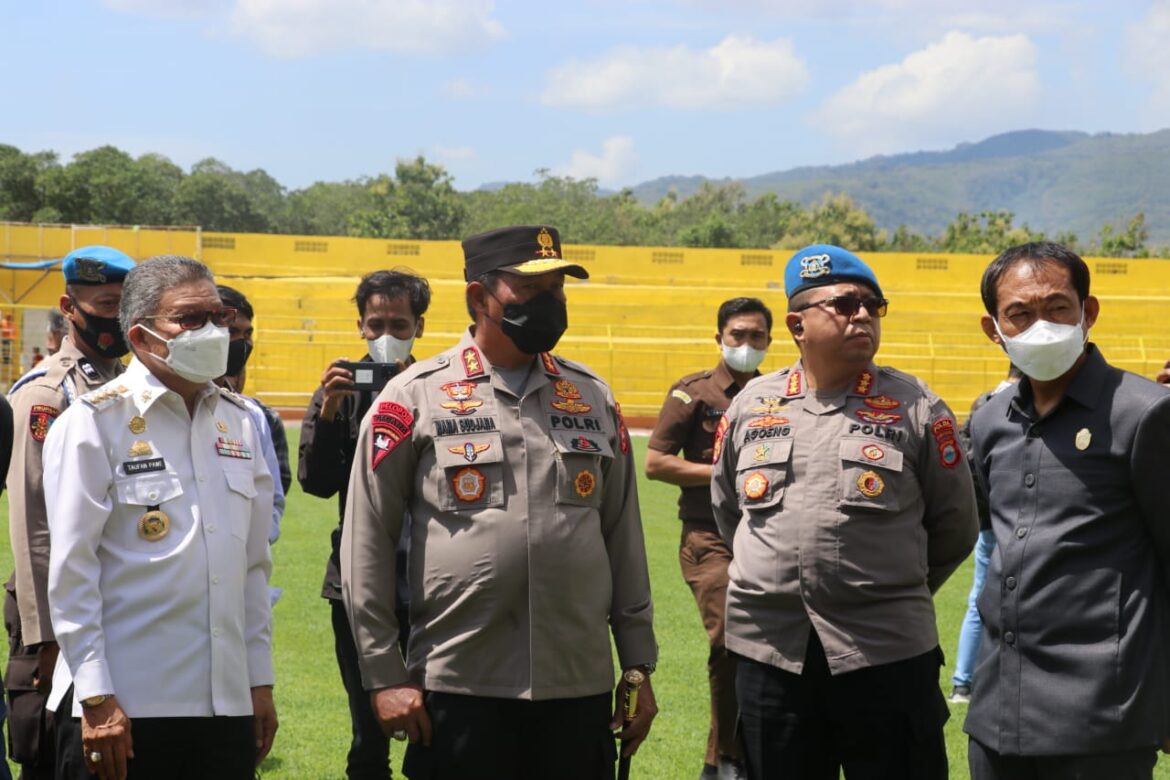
[4,0,1168,192]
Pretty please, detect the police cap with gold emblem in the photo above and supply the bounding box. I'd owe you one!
[784,244,882,300]
[461,225,589,281]
[62,245,135,286]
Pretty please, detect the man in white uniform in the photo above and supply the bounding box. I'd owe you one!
[44,255,277,780]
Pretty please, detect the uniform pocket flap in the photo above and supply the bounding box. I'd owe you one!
[114,474,184,506]
[736,438,793,470]
[224,467,259,498]
[434,434,505,469]
[839,437,904,471]
[550,429,615,459]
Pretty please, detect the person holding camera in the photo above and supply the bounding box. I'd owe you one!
[298,269,430,780]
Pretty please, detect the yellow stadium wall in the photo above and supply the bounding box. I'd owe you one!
[3,222,1169,422]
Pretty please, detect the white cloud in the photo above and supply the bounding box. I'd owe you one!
[433,145,476,161]
[1123,0,1170,126]
[228,0,506,58]
[814,31,1040,155]
[541,36,808,111]
[554,137,637,186]
[443,79,479,99]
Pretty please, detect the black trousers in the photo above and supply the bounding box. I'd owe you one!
[58,715,253,780]
[968,736,1157,780]
[402,691,616,780]
[4,578,54,780]
[735,633,949,780]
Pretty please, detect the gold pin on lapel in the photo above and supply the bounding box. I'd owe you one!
[128,416,146,434]
[1075,428,1091,451]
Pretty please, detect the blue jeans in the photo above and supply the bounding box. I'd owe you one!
[953,529,995,687]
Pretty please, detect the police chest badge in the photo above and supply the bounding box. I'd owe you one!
[440,382,483,415]
[138,507,170,542]
[857,470,884,498]
[743,471,769,500]
[448,441,490,463]
[1075,428,1091,451]
[574,470,596,498]
[452,466,486,502]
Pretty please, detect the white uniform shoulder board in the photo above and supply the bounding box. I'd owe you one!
[81,383,132,411]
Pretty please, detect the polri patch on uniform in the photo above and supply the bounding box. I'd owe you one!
[123,457,166,475]
[616,402,631,455]
[448,441,490,463]
[748,415,789,428]
[752,444,771,462]
[574,470,596,498]
[452,466,486,502]
[713,415,729,463]
[570,435,603,453]
[540,353,560,375]
[372,402,414,470]
[857,470,885,497]
[671,388,693,405]
[462,347,485,378]
[855,409,902,425]
[742,471,769,500]
[864,395,900,410]
[861,444,885,462]
[552,398,593,414]
[751,396,785,414]
[554,379,582,399]
[215,436,253,459]
[29,405,58,442]
[931,417,961,469]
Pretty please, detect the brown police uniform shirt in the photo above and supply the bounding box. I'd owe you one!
[711,360,978,676]
[7,336,123,645]
[342,329,657,700]
[648,360,753,526]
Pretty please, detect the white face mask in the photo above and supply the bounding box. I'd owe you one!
[994,309,1086,382]
[140,321,230,384]
[367,333,415,364]
[722,343,767,373]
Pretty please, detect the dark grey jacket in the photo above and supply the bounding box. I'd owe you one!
[965,344,1170,754]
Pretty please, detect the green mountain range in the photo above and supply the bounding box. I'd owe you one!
[628,129,1170,245]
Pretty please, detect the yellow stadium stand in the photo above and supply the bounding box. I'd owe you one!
[3,222,1168,424]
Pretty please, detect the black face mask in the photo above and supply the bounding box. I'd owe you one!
[71,302,129,359]
[499,291,568,355]
[226,339,253,377]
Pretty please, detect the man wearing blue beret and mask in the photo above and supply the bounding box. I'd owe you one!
[711,244,977,779]
[342,225,658,779]
[5,245,134,780]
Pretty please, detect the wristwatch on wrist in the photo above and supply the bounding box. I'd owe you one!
[80,694,112,708]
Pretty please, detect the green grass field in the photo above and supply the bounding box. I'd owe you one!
[3,431,1167,778]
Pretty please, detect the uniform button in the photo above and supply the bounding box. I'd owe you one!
[1006,576,1017,589]
[206,524,217,533]
[147,490,160,501]
[1004,631,1016,645]
[212,575,221,585]
[1024,473,1035,487]
[212,628,222,638]
[1016,527,1028,538]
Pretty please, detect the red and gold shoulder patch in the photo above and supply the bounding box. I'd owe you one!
[540,352,560,375]
[616,402,631,455]
[29,405,58,443]
[852,370,873,395]
[785,370,803,397]
[931,417,962,469]
[371,402,414,470]
[712,414,729,464]
[863,395,900,410]
[462,347,485,378]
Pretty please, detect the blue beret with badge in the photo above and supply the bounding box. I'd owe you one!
[62,245,135,285]
[784,244,882,300]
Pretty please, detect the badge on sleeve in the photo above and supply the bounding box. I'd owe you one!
[615,402,631,455]
[671,388,693,405]
[29,405,58,442]
[372,402,414,470]
[931,417,961,469]
[713,415,729,464]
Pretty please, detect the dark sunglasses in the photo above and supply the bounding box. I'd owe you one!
[795,296,889,318]
[142,307,237,331]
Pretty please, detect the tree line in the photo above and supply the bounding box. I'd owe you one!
[0,143,1161,257]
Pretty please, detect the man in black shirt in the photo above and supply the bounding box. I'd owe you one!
[298,270,430,780]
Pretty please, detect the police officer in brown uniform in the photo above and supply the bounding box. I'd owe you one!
[646,297,772,780]
[4,246,135,780]
[342,225,658,779]
[711,244,977,779]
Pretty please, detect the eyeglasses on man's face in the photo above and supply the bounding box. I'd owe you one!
[795,296,888,319]
[142,308,237,331]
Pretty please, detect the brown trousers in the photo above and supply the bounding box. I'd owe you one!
[679,521,741,765]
